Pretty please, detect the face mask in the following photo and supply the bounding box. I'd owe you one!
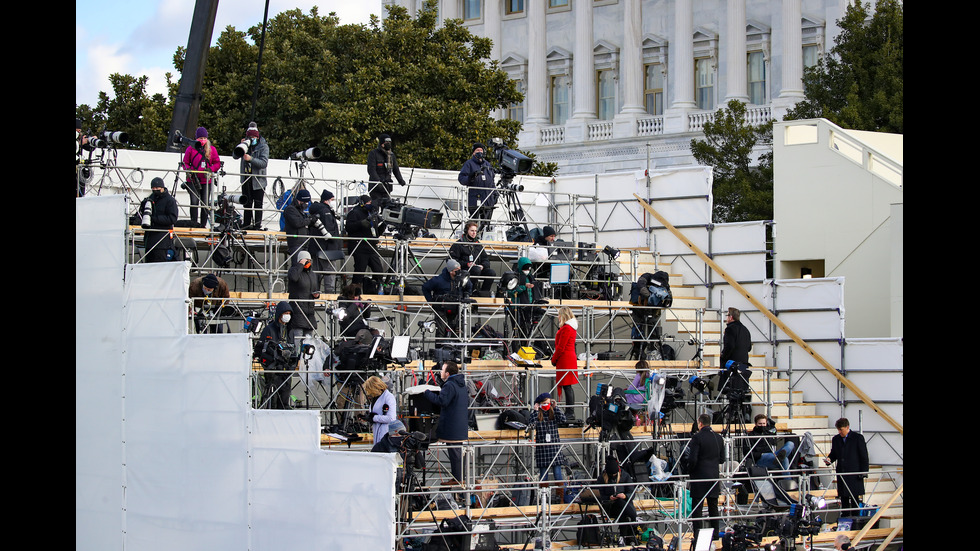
[475,152,484,162]
[203,288,213,296]
[280,313,291,324]
[250,138,258,146]
[152,189,163,198]
[383,142,391,150]
[522,269,530,275]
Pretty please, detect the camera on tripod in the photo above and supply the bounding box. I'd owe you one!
[171,129,204,153]
[377,197,442,239]
[211,190,247,229]
[83,130,129,151]
[720,360,753,401]
[488,137,533,177]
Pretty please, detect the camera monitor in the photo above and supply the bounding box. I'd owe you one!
[549,263,571,285]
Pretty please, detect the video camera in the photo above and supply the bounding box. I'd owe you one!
[378,197,442,240]
[255,338,315,370]
[335,334,396,375]
[720,360,753,401]
[488,137,534,179]
[588,384,634,436]
[721,522,770,551]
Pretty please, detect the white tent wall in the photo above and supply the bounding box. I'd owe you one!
[76,194,397,551]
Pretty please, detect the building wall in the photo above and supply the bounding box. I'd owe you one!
[772,119,903,339]
[386,0,848,176]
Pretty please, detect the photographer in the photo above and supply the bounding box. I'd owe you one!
[366,134,406,201]
[422,259,473,340]
[748,414,795,472]
[337,284,372,338]
[76,118,89,197]
[308,190,343,293]
[139,177,179,263]
[596,456,639,544]
[345,195,384,287]
[288,251,320,338]
[449,221,496,296]
[254,301,296,409]
[458,143,497,234]
[505,257,537,347]
[238,122,269,230]
[181,126,221,227]
[361,375,405,453]
[188,273,231,334]
[423,361,468,484]
[528,393,567,486]
[283,189,314,266]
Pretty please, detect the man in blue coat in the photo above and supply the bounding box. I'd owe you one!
[424,361,468,484]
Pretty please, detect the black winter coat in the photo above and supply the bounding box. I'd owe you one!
[828,430,869,499]
[688,426,726,498]
[287,262,318,330]
[458,157,497,209]
[308,201,342,253]
[367,147,406,199]
[283,202,313,255]
[424,374,469,441]
[721,319,751,367]
[449,236,490,270]
[140,190,179,253]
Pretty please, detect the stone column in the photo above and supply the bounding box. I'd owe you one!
[565,0,596,143]
[520,0,549,147]
[486,0,503,119]
[724,0,749,103]
[772,0,804,119]
[614,0,645,138]
[664,0,694,133]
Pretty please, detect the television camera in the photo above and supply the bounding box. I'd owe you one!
[720,522,774,551]
[255,337,316,370]
[377,197,442,240]
[487,138,535,240]
[587,384,635,440]
[771,501,824,550]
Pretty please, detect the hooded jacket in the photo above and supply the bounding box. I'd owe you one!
[424,373,469,441]
[507,257,535,304]
[255,301,293,368]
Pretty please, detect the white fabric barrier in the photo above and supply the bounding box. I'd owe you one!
[76,195,397,551]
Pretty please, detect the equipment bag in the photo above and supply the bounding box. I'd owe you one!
[275,187,293,231]
[576,514,602,547]
[471,520,500,551]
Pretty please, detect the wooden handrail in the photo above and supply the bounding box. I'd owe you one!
[852,483,903,547]
[633,194,903,435]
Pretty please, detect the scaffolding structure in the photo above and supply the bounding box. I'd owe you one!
[82,156,902,550]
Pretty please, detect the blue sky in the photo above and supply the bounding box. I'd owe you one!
[76,0,383,107]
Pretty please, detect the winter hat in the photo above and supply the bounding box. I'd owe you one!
[472,142,486,153]
[379,133,391,145]
[202,273,219,290]
[195,126,208,139]
[542,226,557,238]
[246,122,260,138]
[297,250,312,263]
[446,259,461,272]
[296,189,312,202]
[321,190,335,202]
[150,177,166,189]
[534,392,551,404]
[604,457,620,477]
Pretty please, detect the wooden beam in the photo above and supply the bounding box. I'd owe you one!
[852,483,903,547]
[633,195,903,434]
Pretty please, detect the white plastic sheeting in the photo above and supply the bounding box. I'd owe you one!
[76,195,397,551]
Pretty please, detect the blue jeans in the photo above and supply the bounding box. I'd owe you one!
[540,464,563,482]
[757,441,795,472]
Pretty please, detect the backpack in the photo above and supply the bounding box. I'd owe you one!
[471,520,500,551]
[424,514,472,551]
[576,514,602,547]
[528,227,543,243]
[275,186,293,231]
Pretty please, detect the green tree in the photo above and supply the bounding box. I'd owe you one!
[690,99,774,223]
[175,1,534,174]
[784,0,903,133]
[75,73,176,152]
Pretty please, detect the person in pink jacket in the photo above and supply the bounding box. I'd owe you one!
[182,126,221,227]
[551,306,580,418]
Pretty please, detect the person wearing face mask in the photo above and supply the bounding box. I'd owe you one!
[188,273,231,333]
[344,194,385,287]
[458,143,497,236]
[139,177,179,263]
[505,257,536,346]
[255,301,296,409]
[288,250,321,340]
[449,220,497,296]
[239,122,270,230]
[182,126,221,227]
[551,307,580,416]
[422,361,468,484]
[367,133,407,201]
[308,190,344,293]
[284,188,315,266]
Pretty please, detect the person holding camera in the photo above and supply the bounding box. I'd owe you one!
[345,194,385,288]
[139,177,179,263]
[308,190,343,293]
[366,134,407,201]
[288,250,320,340]
[458,143,497,235]
[597,456,639,544]
[336,284,373,338]
[182,126,221,227]
[188,273,231,333]
[449,220,497,296]
[505,257,537,347]
[254,300,296,409]
[529,393,567,487]
[284,188,315,266]
[422,259,473,340]
[361,375,405,453]
[423,361,468,484]
[238,122,269,230]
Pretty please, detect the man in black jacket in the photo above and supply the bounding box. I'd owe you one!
[345,195,385,287]
[689,413,725,544]
[458,143,497,235]
[288,250,320,339]
[449,221,496,296]
[824,418,869,514]
[140,177,179,263]
[718,307,752,396]
[283,189,314,266]
[366,134,406,201]
[308,190,343,292]
[254,301,296,409]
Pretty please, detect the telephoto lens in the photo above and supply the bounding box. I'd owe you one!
[233,142,249,160]
[141,202,153,228]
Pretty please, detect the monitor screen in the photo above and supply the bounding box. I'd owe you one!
[550,263,571,285]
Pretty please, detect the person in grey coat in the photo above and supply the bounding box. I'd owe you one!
[239,122,269,230]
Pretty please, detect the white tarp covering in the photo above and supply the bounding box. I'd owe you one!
[76,195,397,551]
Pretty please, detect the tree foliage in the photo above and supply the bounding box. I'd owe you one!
[175,0,528,172]
[784,0,903,133]
[75,73,177,152]
[691,99,773,223]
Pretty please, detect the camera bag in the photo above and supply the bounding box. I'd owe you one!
[576,514,602,547]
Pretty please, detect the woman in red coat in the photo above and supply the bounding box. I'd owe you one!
[551,306,580,417]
